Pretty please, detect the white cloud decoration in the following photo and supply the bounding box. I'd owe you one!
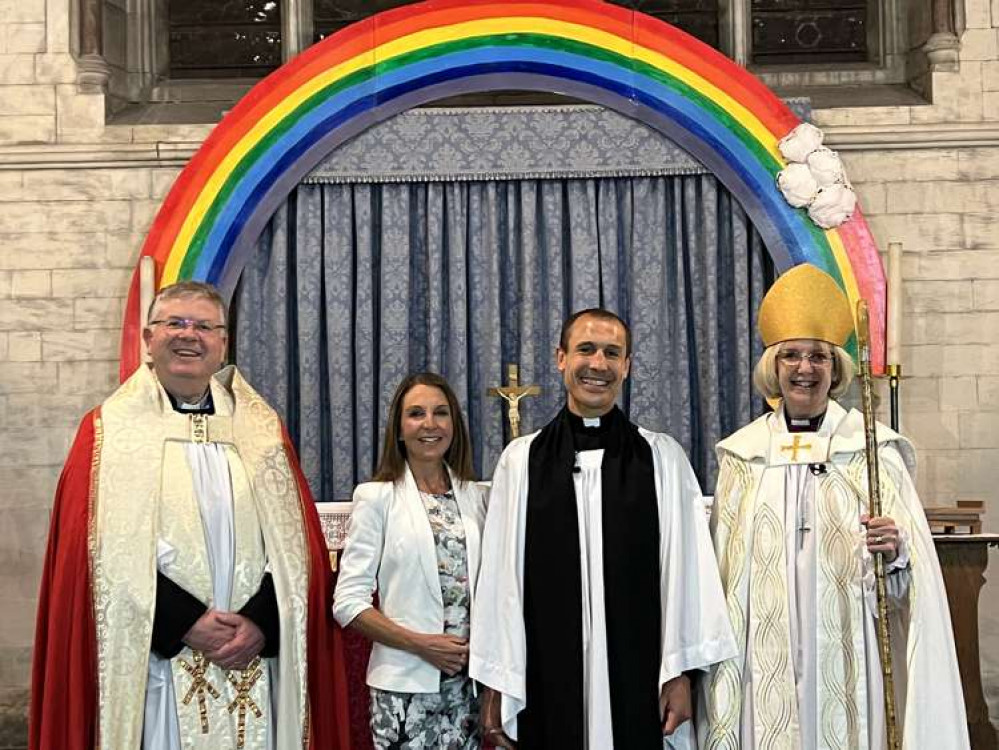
[775,123,857,229]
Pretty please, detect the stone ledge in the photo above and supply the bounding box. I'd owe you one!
[0,120,998,172]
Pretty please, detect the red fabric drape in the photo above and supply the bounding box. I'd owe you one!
[29,410,100,750]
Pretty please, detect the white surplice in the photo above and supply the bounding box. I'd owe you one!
[700,400,969,750]
[470,427,736,749]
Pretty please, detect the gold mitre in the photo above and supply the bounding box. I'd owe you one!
[758,263,853,347]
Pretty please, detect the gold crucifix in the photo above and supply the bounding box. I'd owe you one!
[488,364,540,441]
[781,434,813,462]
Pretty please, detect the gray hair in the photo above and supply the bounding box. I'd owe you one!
[147,281,227,327]
[752,342,855,401]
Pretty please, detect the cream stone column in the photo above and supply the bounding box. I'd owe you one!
[77,0,111,90]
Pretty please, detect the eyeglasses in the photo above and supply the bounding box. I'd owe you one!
[148,317,227,335]
[777,350,832,368]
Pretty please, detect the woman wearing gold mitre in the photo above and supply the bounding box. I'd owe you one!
[696,263,968,749]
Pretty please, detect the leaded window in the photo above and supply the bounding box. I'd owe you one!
[168,0,283,78]
[751,0,870,65]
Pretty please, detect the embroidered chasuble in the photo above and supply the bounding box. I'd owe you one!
[29,365,351,750]
[698,400,968,750]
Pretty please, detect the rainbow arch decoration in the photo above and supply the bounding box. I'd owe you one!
[120,0,886,376]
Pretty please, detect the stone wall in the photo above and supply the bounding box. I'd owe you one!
[2,0,999,747]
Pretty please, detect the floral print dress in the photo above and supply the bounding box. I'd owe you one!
[369,490,480,749]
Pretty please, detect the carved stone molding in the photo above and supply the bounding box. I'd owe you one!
[922,0,963,73]
[77,0,110,91]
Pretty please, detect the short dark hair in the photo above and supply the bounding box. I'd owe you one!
[372,372,476,483]
[559,308,632,357]
[147,281,227,326]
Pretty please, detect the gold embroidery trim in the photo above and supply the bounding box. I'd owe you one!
[191,413,209,444]
[178,651,221,734]
[87,411,104,750]
[227,657,265,749]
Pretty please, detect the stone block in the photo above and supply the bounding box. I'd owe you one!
[57,360,118,396]
[0,84,53,115]
[2,23,45,54]
[129,123,215,144]
[7,332,39,362]
[41,329,119,361]
[908,311,999,345]
[0,648,32,689]
[985,61,999,92]
[0,594,36,648]
[51,268,131,298]
[74,297,123,330]
[0,686,28,746]
[852,183,887,215]
[22,168,150,201]
[45,0,71,53]
[864,214,964,253]
[0,54,34,84]
[979,376,999,409]
[912,66,985,124]
[903,280,974,313]
[130,199,162,233]
[0,510,47,595]
[0,201,130,234]
[0,170,23,201]
[0,299,71,331]
[0,426,72,468]
[886,181,999,214]
[942,344,999,376]
[902,410,961,451]
[10,270,49,298]
[0,466,58,507]
[0,233,104,270]
[0,331,7,359]
[0,114,55,144]
[918,249,999,280]
[974,280,999,309]
[840,150,960,183]
[960,28,998,60]
[965,0,993,28]
[940,375,979,410]
[985,91,999,121]
[960,412,999,448]
[152,168,183,199]
[917,449,999,501]
[0,362,55,393]
[105,232,146,268]
[55,85,105,133]
[898,375,940,412]
[0,270,8,298]
[0,0,44,23]
[33,52,76,84]
[6,394,96,428]
[964,212,999,250]
[811,105,911,129]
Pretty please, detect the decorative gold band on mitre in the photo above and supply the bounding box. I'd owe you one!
[758,263,853,347]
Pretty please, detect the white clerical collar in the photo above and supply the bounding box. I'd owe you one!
[582,417,601,428]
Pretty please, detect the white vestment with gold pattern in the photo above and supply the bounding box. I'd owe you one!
[697,400,968,750]
[90,365,312,750]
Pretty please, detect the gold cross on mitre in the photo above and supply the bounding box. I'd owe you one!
[781,434,813,462]
[488,363,540,441]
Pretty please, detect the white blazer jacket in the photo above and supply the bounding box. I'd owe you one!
[332,463,487,693]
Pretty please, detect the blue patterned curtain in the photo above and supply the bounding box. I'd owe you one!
[233,177,774,501]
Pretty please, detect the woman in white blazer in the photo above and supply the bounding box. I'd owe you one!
[333,372,486,749]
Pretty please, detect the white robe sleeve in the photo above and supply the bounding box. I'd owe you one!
[469,437,534,740]
[647,431,738,687]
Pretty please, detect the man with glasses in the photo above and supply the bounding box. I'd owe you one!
[697,264,968,749]
[29,281,350,750]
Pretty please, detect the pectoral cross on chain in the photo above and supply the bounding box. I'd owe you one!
[178,651,221,734]
[227,657,265,750]
[781,434,812,462]
[488,364,540,441]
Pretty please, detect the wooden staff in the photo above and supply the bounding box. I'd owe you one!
[855,299,901,750]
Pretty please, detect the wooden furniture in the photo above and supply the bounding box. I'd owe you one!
[928,499,998,749]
